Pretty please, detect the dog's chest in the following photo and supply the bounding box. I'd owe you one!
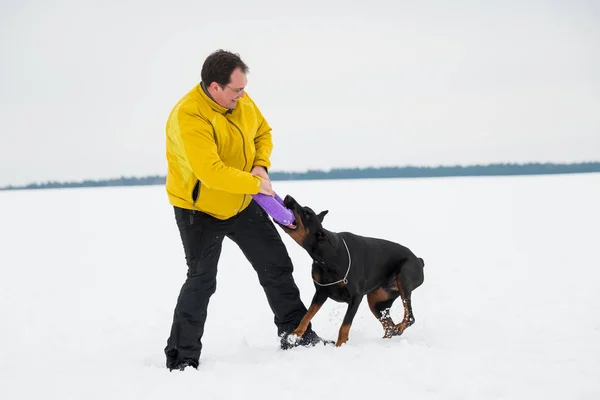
[325,285,352,303]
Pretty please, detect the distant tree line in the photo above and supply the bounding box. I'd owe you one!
[269,162,600,180]
[0,175,166,191]
[2,162,599,191]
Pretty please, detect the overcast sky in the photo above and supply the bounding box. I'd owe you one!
[1,0,598,186]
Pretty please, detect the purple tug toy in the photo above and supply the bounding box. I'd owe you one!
[251,192,295,227]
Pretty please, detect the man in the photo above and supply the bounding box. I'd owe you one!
[164,49,328,371]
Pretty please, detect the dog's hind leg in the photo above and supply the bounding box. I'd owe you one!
[367,287,400,339]
[393,257,424,336]
[392,295,415,336]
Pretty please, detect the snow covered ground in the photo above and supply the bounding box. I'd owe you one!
[1,174,599,399]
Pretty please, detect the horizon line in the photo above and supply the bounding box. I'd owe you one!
[2,161,600,191]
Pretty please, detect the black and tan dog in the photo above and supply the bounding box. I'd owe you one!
[279,195,425,347]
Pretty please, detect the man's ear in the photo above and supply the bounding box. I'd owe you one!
[317,210,329,223]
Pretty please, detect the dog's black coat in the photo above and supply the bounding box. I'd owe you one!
[280,195,425,346]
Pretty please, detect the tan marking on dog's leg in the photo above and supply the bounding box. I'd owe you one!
[292,303,323,337]
[336,324,351,347]
[381,312,396,338]
[393,299,412,335]
[393,272,414,336]
[367,289,396,338]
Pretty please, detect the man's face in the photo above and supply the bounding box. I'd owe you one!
[211,68,247,109]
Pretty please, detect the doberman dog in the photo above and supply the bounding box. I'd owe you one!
[279,195,425,347]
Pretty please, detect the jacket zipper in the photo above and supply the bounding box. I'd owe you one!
[227,120,249,212]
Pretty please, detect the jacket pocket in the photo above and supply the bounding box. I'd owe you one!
[191,179,200,205]
[189,179,200,224]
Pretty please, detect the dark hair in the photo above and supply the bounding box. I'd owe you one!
[201,49,249,86]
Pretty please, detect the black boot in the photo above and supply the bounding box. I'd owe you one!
[280,328,335,350]
[168,359,199,372]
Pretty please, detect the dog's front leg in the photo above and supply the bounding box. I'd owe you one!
[336,296,363,347]
[292,290,328,338]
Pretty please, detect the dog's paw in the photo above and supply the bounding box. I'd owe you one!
[286,333,300,345]
[393,321,409,336]
[291,328,305,338]
[383,328,395,339]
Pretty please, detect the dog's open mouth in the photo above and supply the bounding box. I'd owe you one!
[282,209,299,230]
[278,217,297,231]
[285,220,297,230]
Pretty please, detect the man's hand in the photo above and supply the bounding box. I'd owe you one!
[251,166,269,181]
[258,177,274,196]
[253,166,273,195]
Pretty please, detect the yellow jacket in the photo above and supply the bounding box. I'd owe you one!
[165,83,273,220]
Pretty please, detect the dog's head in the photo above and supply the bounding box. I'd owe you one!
[279,195,329,249]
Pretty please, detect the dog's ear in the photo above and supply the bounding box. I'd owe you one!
[317,210,329,223]
[316,229,328,241]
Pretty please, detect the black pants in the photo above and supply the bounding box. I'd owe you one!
[165,200,308,367]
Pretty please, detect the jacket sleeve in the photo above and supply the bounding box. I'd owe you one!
[251,102,273,171]
[179,110,262,195]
